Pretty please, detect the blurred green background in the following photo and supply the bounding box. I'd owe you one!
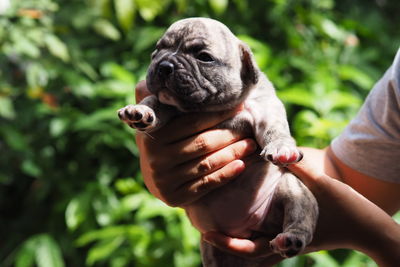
[1,0,399,266]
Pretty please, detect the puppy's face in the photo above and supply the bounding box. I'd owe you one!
[146,18,259,112]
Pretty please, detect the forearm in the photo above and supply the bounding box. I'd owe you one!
[358,212,400,267]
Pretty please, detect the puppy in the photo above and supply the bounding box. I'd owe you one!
[118,18,318,266]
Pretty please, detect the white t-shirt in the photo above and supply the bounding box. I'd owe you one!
[331,48,400,183]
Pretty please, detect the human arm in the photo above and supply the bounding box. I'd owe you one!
[134,77,400,265]
[202,147,400,266]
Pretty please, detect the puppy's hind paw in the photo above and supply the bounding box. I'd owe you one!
[260,145,303,166]
[118,104,156,131]
[269,233,306,258]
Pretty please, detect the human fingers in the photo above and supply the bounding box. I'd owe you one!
[150,139,257,206]
[285,148,330,191]
[139,137,257,207]
[202,232,275,259]
[140,128,251,169]
[170,160,247,206]
[146,105,244,143]
[174,138,257,183]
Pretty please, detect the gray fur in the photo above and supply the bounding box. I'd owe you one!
[118,18,318,266]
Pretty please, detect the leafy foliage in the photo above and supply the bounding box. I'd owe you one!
[1,0,399,266]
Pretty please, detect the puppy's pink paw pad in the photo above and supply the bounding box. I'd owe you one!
[270,233,305,258]
[117,104,156,131]
[261,146,303,166]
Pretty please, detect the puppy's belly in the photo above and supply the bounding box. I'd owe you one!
[185,155,283,238]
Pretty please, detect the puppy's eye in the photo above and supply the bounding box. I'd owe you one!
[196,52,214,62]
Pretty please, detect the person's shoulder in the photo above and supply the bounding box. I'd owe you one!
[390,48,400,90]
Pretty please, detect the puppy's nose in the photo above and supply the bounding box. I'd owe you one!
[158,61,174,77]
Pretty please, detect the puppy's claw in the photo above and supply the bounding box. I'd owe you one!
[269,233,305,258]
[261,145,302,166]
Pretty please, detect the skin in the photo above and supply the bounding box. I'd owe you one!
[134,80,400,266]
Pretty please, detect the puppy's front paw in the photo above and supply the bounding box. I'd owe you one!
[269,232,306,258]
[118,104,156,131]
[260,144,303,166]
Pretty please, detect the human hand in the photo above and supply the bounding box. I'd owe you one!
[202,147,400,266]
[134,81,257,207]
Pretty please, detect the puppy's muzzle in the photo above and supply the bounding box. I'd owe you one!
[158,60,174,78]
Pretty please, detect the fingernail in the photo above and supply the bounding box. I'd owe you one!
[232,160,246,174]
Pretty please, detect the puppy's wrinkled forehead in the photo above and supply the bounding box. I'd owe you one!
[157,18,238,55]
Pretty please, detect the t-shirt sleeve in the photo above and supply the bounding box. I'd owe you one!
[331,48,400,183]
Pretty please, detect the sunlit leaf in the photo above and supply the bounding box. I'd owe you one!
[21,159,42,177]
[319,18,347,41]
[135,197,174,220]
[208,0,228,14]
[0,96,15,119]
[35,234,65,267]
[15,238,36,267]
[100,62,135,83]
[50,118,68,137]
[136,0,169,21]
[339,65,375,90]
[86,237,124,266]
[308,251,340,267]
[278,87,315,109]
[76,225,141,246]
[93,19,121,40]
[114,0,135,32]
[44,34,70,62]
[342,250,377,267]
[66,195,90,231]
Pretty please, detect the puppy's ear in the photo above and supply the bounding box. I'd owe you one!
[239,42,259,86]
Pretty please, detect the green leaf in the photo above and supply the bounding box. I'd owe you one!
[35,234,65,267]
[86,237,124,266]
[26,63,49,88]
[44,35,70,62]
[393,211,400,224]
[319,18,347,41]
[132,26,165,53]
[76,225,136,246]
[135,197,173,220]
[66,195,90,231]
[93,19,121,41]
[0,96,15,119]
[0,125,28,151]
[308,251,340,267]
[339,65,375,90]
[15,239,36,267]
[208,0,228,14]
[73,108,119,131]
[100,62,135,83]
[21,159,42,177]
[50,118,68,137]
[114,0,136,32]
[114,178,142,194]
[278,87,315,109]
[342,250,377,267]
[136,0,169,21]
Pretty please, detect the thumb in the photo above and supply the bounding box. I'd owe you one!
[285,148,328,191]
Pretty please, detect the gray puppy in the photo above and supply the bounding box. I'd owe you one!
[118,18,318,266]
